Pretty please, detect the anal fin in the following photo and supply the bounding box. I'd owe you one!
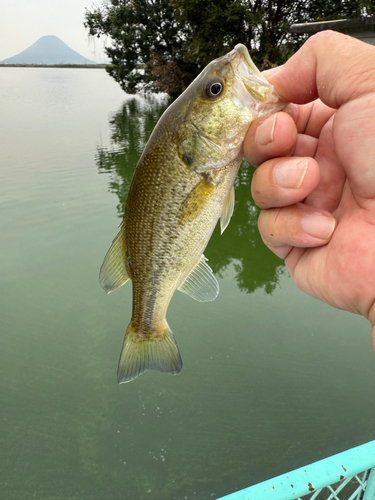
[178,254,219,302]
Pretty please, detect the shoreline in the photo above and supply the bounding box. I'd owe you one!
[0,63,108,69]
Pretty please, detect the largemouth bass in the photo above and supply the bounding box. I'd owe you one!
[100,44,283,383]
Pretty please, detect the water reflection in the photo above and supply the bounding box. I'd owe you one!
[208,166,286,294]
[96,97,285,294]
[96,96,169,214]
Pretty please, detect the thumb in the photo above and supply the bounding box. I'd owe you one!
[333,93,375,204]
[268,31,375,109]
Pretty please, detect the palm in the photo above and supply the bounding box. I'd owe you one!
[287,96,375,320]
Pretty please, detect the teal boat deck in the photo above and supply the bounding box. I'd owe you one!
[217,440,375,500]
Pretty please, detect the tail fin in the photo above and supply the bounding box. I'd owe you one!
[117,322,183,384]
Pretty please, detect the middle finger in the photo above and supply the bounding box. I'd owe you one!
[251,157,320,209]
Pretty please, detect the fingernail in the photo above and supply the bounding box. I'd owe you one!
[302,213,336,239]
[255,113,277,146]
[275,158,308,189]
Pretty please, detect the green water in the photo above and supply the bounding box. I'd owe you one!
[1,67,375,500]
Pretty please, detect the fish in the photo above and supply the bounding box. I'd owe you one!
[100,44,283,383]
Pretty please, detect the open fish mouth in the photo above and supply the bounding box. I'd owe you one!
[187,44,285,170]
[229,43,281,107]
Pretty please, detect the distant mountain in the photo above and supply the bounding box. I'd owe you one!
[0,35,97,65]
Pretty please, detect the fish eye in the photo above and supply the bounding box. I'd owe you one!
[205,79,224,98]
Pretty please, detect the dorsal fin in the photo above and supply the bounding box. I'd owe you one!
[220,185,235,234]
[178,255,219,302]
[99,228,130,293]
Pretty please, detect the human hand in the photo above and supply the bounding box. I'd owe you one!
[244,31,375,347]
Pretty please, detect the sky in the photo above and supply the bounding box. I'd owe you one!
[0,1,108,63]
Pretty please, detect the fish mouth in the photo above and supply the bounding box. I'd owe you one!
[230,44,281,107]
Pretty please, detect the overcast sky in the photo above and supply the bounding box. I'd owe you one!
[0,0,108,63]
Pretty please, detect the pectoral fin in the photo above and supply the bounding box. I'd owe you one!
[220,185,235,234]
[178,178,215,225]
[99,228,130,293]
[178,255,219,302]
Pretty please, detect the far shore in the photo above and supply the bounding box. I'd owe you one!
[0,63,109,69]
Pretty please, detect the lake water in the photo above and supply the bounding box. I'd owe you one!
[1,67,375,500]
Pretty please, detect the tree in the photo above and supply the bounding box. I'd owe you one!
[84,0,195,97]
[84,0,375,97]
[306,0,375,21]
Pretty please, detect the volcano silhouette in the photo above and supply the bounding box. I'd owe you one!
[0,35,96,65]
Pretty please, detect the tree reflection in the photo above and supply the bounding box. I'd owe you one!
[96,96,169,215]
[206,163,286,294]
[97,97,285,295]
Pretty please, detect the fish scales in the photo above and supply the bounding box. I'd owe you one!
[99,44,284,383]
[125,141,235,329]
